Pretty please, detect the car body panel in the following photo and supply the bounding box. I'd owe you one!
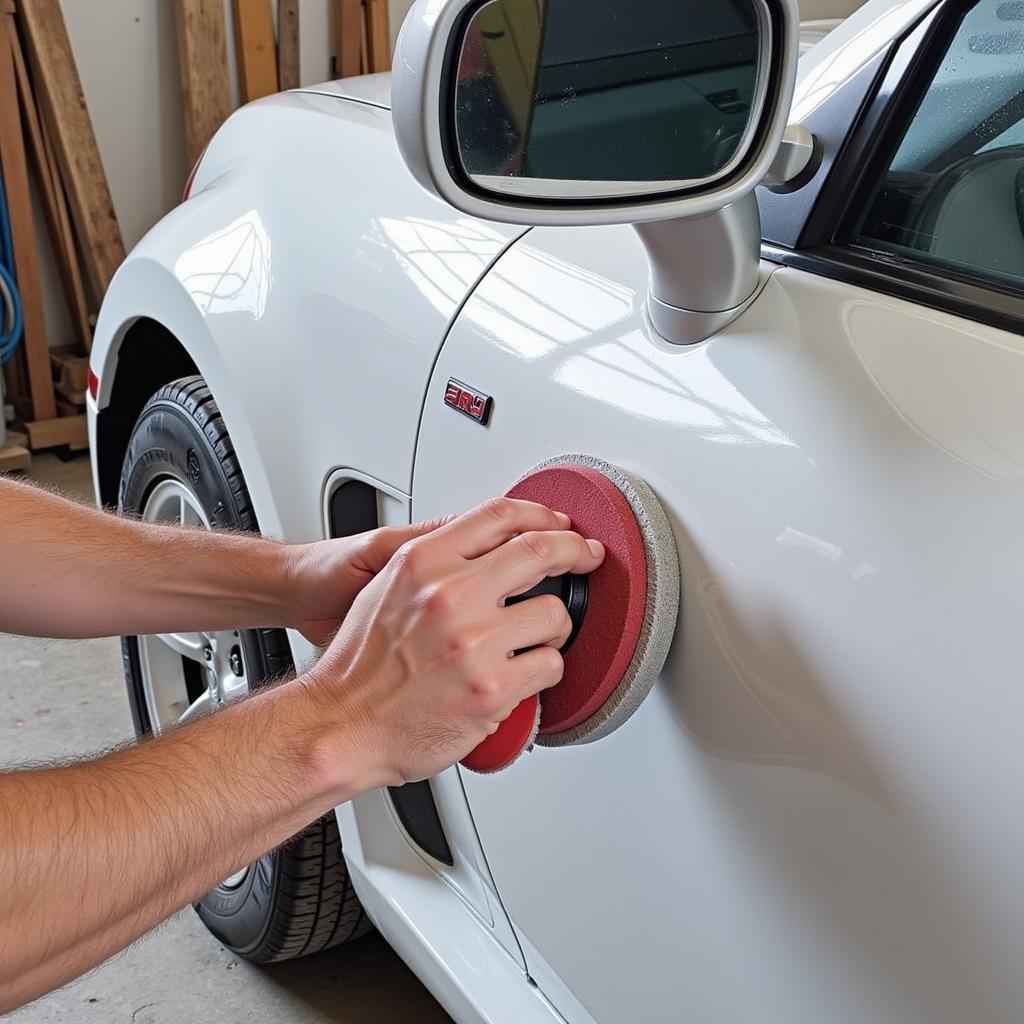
[300,71,393,108]
[90,90,524,541]
[413,223,1024,1023]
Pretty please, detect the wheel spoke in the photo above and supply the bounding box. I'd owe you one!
[179,690,216,723]
[155,631,208,663]
[220,673,248,704]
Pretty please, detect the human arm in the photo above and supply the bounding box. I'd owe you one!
[0,498,604,1011]
[0,474,436,645]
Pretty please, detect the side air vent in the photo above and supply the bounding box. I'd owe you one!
[326,477,454,866]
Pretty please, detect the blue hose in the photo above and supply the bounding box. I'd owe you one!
[0,165,25,365]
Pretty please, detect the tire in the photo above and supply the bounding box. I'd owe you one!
[118,375,371,963]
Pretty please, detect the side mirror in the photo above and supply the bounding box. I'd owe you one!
[392,0,800,342]
[393,0,798,225]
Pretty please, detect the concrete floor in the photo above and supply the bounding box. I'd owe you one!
[2,454,451,1023]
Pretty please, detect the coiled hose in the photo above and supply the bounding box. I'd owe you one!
[0,165,25,365]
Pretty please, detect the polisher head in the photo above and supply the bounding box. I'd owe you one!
[461,455,680,773]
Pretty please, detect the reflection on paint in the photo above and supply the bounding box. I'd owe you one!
[559,338,796,449]
[777,526,842,562]
[846,299,1024,481]
[686,572,893,806]
[374,216,509,319]
[175,211,271,319]
[792,0,934,122]
[471,248,633,360]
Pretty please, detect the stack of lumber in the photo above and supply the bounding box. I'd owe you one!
[0,428,30,474]
[0,0,123,453]
[176,0,389,167]
[1,0,393,462]
[333,0,391,79]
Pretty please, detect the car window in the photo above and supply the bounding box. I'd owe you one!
[852,0,1024,288]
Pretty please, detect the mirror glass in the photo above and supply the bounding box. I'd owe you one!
[452,0,767,201]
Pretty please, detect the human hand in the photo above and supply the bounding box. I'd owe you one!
[298,497,605,788]
[282,519,454,647]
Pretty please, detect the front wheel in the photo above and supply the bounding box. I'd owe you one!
[118,375,370,962]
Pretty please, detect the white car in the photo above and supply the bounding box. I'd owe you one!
[88,0,1024,1019]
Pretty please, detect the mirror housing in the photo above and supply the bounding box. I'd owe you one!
[393,0,799,227]
[392,0,800,344]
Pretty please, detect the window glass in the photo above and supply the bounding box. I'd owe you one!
[854,0,1024,286]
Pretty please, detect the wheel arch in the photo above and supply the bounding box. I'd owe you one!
[93,317,198,507]
[90,253,290,548]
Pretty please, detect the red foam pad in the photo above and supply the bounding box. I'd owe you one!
[460,693,539,774]
[461,464,648,772]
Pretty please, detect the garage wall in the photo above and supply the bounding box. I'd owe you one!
[37,0,414,349]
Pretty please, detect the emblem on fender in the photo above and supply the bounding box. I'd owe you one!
[444,378,493,426]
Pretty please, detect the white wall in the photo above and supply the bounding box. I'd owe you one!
[38,0,414,349]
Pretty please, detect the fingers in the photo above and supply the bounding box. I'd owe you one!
[353,516,458,576]
[503,645,565,704]
[500,594,573,653]
[483,530,605,599]
[378,516,458,558]
[429,497,571,559]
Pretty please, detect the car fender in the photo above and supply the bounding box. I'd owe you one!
[90,89,525,546]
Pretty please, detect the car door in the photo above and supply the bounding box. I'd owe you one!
[412,1,1024,1021]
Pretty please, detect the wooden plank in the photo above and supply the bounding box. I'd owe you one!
[40,117,92,348]
[333,0,362,78]
[17,0,125,301]
[0,441,31,474]
[54,380,86,406]
[366,0,390,73]
[10,24,92,352]
[49,351,88,393]
[2,337,27,411]
[174,0,232,167]
[360,10,369,74]
[277,0,300,90]
[24,413,87,450]
[233,0,278,102]
[0,8,55,421]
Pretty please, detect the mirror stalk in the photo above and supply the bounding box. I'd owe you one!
[635,192,761,346]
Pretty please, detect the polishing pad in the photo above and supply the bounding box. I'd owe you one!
[461,455,680,773]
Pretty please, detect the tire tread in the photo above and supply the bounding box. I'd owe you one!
[122,375,370,963]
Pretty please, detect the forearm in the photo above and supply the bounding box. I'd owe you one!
[0,677,363,1011]
[0,476,294,639]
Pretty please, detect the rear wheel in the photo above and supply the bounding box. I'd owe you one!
[118,374,371,962]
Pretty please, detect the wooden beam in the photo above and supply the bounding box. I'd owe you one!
[49,346,89,393]
[174,0,232,167]
[41,112,92,346]
[10,24,92,353]
[0,439,31,474]
[24,413,87,451]
[333,0,362,78]
[17,0,125,300]
[0,6,55,421]
[233,0,278,102]
[278,0,300,90]
[366,0,390,73]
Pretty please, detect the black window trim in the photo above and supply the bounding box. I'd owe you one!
[763,0,1024,337]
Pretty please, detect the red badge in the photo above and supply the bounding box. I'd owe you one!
[444,379,492,425]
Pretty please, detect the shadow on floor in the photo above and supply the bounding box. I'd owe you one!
[260,932,452,1023]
